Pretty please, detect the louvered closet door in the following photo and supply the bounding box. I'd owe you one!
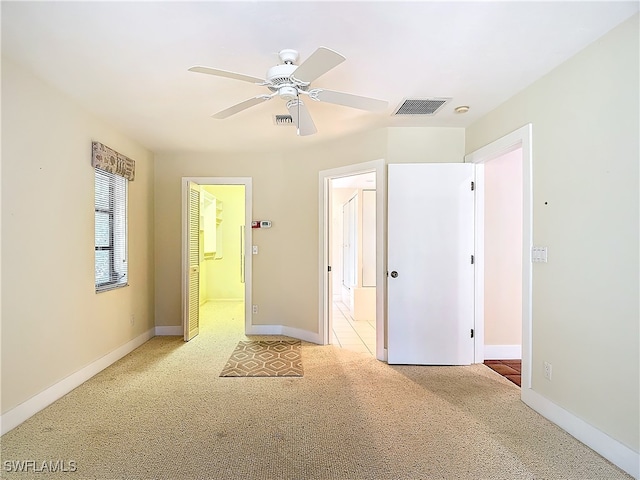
[185,182,200,341]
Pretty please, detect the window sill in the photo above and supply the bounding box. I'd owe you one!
[95,282,129,294]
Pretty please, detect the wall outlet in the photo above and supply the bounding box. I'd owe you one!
[532,246,548,263]
[252,305,258,314]
[129,314,135,326]
[543,361,552,380]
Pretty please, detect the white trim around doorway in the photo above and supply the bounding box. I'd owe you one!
[465,123,532,388]
[181,177,253,337]
[319,159,386,361]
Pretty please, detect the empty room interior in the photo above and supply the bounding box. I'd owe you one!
[1,2,639,479]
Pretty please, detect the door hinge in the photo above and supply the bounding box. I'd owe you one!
[471,181,475,191]
[328,265,332,272]
[470,329,474,338]
[471,254,474,264]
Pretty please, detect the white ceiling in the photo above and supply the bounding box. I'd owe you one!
[2,1,637,154]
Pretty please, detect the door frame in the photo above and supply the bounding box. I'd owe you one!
[181,177,253,337]
[318,159,386,361]
[465,124,533,390]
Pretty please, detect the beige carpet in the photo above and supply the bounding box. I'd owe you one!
[220,340,303,377]
[0,301,632,479]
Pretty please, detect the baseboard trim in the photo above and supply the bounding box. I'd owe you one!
[522,387,639,479]
[154,326,182,336]
[0,328,154,435]
[484,344,521,359]
[246,324,322,344]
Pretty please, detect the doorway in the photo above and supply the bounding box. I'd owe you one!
[331,173,377,355]
[319,160,386,361]
[465,124,533,390]
[181,177,253,341]
[199,185,246,334]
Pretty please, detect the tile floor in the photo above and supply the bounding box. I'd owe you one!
[331,299,376,356]
[484,359,522,387]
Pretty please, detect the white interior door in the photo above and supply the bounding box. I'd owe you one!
[387,163,475,365]
[185,181,200,341]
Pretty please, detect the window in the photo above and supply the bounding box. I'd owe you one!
[95,168,128,291]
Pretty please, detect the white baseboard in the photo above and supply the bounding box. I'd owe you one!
[0,328,155,435]
[522,387,639,479]
[154,325,182,336]
[484,344,522,359]
[246,324,322,344]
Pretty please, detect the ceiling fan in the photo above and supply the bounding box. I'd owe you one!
[188,47,388,136]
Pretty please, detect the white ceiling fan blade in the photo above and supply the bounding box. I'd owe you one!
[287,99,317,136]
[313,89,388,112]
[291,47,345,84]
[213,95,271,119]
[188,66,264,84]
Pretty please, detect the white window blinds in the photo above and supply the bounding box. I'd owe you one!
[95,168,128,292]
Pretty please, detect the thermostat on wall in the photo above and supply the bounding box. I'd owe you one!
[251,220,272,229]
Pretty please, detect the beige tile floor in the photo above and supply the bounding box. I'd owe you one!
[331,299,376,355]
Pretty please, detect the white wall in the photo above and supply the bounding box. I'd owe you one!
[332,188,357,294]
[467,14,639,455]
[484,148,522,349]
[1,59,155,414]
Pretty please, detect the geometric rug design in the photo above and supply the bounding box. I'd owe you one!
[219,340,303,377]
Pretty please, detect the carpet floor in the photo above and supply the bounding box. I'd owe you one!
[0,301,632,479]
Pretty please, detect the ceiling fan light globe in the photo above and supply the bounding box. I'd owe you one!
[278,86,298,101]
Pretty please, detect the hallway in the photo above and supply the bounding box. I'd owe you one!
[331,300,375,356]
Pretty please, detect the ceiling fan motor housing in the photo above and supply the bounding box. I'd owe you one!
[266,64,303,100]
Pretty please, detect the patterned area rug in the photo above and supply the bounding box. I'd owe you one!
[220,340,303,377]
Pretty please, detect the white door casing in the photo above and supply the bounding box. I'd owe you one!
[182,177,253,339]
[318,160,386,360]
[464,123,533,387]
[387,163,475,365]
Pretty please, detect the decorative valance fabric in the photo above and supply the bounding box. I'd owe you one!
[91,141,135,181]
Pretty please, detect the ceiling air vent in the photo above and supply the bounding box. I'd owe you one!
[273,115,294,126]
[393,98,451,116]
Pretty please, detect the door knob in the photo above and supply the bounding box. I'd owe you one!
[390,271,398,278]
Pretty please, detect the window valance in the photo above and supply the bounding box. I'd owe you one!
[91,141,135,181]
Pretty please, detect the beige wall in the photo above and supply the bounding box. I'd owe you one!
[154,127,464,334]
[388,127,465,164]
[484,148,522,346]
[467,15,639,451]
[1,59,155,413]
